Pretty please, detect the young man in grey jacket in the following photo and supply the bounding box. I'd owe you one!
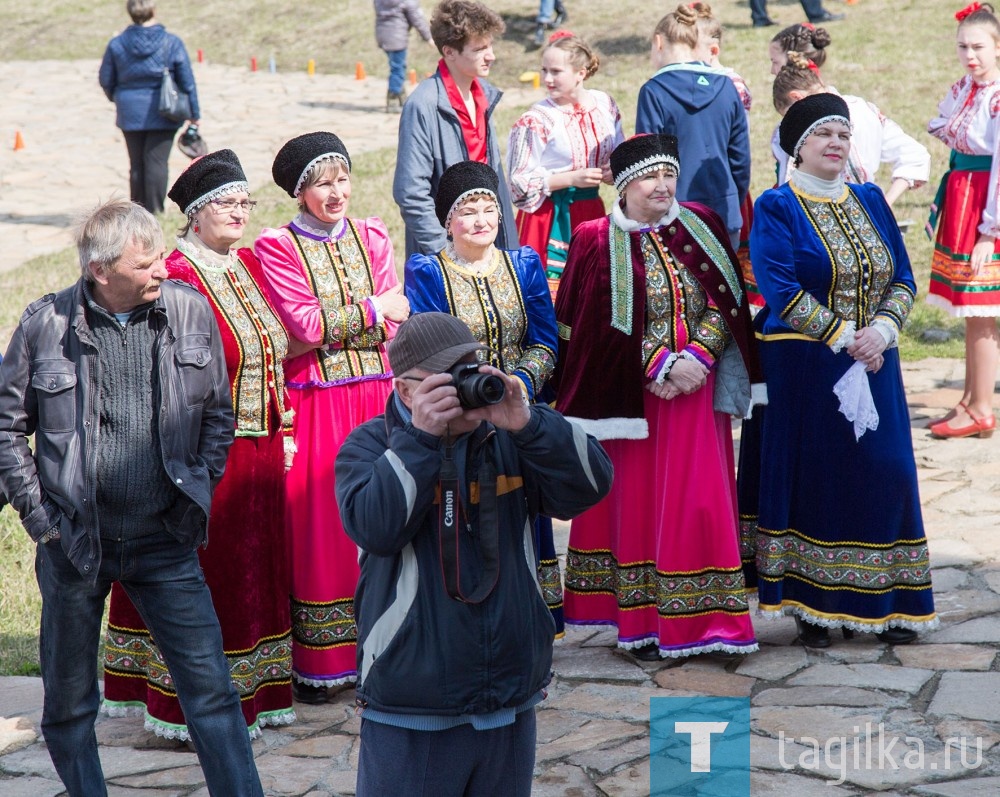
[336,313,613,796]
[392,0,519,257]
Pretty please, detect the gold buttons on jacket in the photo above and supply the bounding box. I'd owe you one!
[719,285,727,293]
[700,263,709,272]
[683,244,692,253]
[730,308,738,317]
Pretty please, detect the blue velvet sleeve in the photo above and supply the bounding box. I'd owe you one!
[749,188,850,346]
[403,252,448,315]
[855,184,916,331]
[635,81,661,135]
[511,247,558,399]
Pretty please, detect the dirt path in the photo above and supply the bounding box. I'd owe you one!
[0,59,404,274]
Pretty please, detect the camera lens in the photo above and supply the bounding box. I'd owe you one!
[449,363,506,409]
[469,373,505,406]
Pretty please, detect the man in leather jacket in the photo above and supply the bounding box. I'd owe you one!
[336,312,613,797]
[0,199,263,796]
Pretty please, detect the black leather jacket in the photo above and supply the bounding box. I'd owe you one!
[0,279,234,582]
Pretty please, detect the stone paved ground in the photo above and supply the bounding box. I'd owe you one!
[2,363,999,796]
[2,60,1000,797]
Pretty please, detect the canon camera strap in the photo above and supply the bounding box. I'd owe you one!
[438,444,500,604]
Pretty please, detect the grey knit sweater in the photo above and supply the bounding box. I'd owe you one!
[85,289,179,540]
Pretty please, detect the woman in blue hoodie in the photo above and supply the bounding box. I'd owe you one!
[99,0,200,213]
[635,2,749,250]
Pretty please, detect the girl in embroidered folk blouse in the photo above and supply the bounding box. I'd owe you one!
[103,149,297,738]
[506,32,622,299]
[404,160,565,632]
[926,3,1000,439]
[739,94,937,649]
[554,134,764,662]
[255,132,409,704]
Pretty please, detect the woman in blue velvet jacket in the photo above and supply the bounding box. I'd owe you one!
[99,0,200,213]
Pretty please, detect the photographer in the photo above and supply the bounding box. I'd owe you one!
[335,312,612,797]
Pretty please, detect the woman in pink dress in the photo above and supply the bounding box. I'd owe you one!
[255,132,410,703]
[554,134,764,661]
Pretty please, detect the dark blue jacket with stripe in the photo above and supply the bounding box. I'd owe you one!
[336,395,613,716]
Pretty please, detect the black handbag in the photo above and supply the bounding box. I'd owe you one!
[157,42,191,123]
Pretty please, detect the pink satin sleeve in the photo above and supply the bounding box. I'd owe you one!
[253,227,327,347]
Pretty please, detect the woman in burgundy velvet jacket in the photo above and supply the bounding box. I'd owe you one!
[554,134,764,662]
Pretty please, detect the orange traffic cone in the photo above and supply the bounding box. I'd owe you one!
[13,130,24,151]
[409,68,417,86]
[355,61,366,80]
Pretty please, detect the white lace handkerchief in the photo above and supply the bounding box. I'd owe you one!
[833,360,879,440]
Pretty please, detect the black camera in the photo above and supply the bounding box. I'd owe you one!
[447,362,505,409]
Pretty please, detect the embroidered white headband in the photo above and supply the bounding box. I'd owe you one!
[184,180,250,217]
[613,155,680,194]
[294,153,351,197]
[792,114,852,160]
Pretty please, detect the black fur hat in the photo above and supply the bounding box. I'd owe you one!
[779,92,851,158]
[168,149,248,216]
[434,161,501,228]
[610,134,680,194]
[271,132,352,198]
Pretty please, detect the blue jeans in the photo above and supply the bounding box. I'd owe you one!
[536,0,565,24]
[385,49,407,96]
[35,531,263,797]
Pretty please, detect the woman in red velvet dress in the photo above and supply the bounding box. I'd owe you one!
[555,134,764,662]
[102,150,297,739]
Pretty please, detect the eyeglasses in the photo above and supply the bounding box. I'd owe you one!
[209,199,257,214]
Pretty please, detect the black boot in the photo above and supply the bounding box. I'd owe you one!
[630,643,661,662]
[876,627,918,645]
[293,681,328,704]
[794,616,831,648]
[386,90,405,113]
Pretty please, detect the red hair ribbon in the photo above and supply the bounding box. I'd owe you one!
[956,2,983,22]
[547,29,575,43]
[807,60,821,73]
[802,22,816,30]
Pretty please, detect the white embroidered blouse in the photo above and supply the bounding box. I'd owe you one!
[506,89,624,214]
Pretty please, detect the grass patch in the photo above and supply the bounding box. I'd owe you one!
[0,0,967,674]
[0,510,41,676]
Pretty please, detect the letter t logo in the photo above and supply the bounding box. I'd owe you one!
[674,721,729,772]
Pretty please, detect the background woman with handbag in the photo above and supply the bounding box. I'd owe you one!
[99,0,200,213]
